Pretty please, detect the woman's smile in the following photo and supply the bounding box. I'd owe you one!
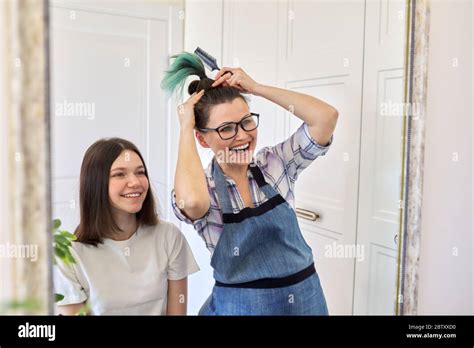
[229,142,250,152]
[121,192,143,198]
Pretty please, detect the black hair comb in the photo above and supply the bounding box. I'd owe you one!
[194,47,233,76]
[194,47,219,71]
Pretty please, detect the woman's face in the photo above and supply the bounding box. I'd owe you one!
[108,150,149,215]
[197,98,258,166]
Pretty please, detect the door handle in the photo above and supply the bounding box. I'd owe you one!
[295,207,320,221]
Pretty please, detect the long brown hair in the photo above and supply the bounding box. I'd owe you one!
[75,138,158,246]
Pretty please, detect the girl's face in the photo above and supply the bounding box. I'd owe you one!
[109,150,149,215]
[196,98,258,166]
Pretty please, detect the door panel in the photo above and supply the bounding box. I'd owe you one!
[353,0,406,315]
[282,0,366,315]
[50,1,181,231]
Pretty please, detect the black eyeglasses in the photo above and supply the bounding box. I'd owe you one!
[198,113,260,140]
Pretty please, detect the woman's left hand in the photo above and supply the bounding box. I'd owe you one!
[211,67,260,95]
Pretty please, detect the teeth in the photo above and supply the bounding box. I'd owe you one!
[123,193,141,198]
[230,143,250,151]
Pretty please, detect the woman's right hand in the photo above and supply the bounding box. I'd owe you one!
[177,89,205,129]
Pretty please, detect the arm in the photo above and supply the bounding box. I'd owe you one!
[166,278,188,315]
[174,90,211,221]
[56,302,86,315]
[253,84,338,146]
[213,68,339,146]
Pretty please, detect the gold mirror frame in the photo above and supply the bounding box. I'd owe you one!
[396,0,431,315]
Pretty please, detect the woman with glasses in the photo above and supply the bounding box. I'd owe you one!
[161,52,338,315]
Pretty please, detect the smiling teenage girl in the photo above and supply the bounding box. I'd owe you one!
[54,138,199,315]
[162,52,338,315]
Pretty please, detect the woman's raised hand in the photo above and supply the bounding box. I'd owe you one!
[211,67,259,94]
[177,89,205,129]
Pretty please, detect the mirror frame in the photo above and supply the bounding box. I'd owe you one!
[1,0,52,314]
[396,0,431,315]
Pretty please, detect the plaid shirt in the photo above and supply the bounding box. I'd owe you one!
[171,123,333,255]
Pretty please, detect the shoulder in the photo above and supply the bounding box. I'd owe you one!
[69,239,100,256]
[254,146,286,181]
[61,239,102,272]
[141,221,181,239]
[256,145,283,165]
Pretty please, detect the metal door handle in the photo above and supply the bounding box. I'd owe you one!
[295,207,320,221]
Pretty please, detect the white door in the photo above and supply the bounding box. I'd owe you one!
[352,0,407,315]
[280,0,366,315]
[50,0,183,236]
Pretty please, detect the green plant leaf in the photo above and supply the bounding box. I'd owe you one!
[61,231,77,240]
[54,245,66,259]
[54,293,64,302]
[64,250,76,264]
[55,234,71,247]
[52,218,76,265]
[53,219,61,230]
[56,243,69,253]
[76,302,90,316]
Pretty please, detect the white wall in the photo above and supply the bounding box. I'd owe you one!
[417,0,473,314]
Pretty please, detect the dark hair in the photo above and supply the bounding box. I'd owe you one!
[160,51,248,129]
[75,138,158,246]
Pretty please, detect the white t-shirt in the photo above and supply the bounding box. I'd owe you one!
[54,221,199,315]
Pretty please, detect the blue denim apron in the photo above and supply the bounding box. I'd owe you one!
[199,159,329,315]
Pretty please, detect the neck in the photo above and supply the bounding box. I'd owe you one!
[220,162,249,180]
[110,210,138,241]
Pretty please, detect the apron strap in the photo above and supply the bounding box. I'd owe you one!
[212,158,280,214]
[249,163,267,188]
[212,158,235,214]
[249,162,279,199]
